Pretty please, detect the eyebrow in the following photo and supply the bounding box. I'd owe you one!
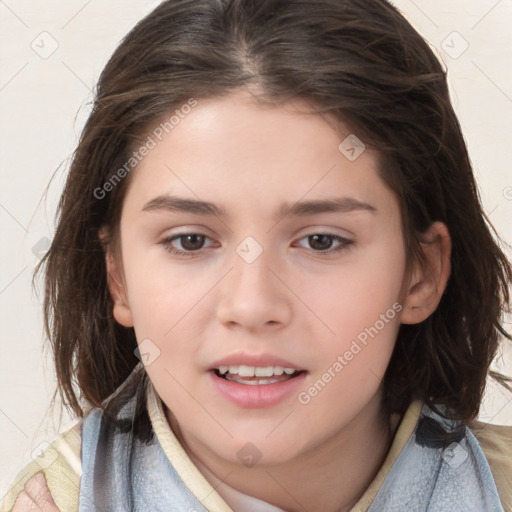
[141,195,377,218]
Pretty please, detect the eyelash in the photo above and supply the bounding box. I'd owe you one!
[159,232,354,257]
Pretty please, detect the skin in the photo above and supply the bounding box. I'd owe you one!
[99,89,451,512]
[13,472,59,512]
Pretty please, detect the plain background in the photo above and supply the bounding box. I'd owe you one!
[1,0,511,498]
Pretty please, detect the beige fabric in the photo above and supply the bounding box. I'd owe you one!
[1,385,511,512]
[349,401,423,511]
[146,381,234,512]
[468,419,512,512]
[1,422,82,512]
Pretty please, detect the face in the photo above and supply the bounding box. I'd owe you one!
[108,89,410,467]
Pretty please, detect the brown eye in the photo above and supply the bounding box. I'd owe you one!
[295,233,354,256]
[179,234,206,251]
[160,233,214,256]
[308,234,335,251]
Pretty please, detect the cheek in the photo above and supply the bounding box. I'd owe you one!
[294,253,403,432]
[120,240,212,334]
[293,234,405,399]
[302,238,405,337]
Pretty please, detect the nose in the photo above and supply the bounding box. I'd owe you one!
[216,249,293,331]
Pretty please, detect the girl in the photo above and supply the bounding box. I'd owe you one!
[3,0,512,510]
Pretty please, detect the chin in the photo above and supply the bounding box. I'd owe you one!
[207,433,306,468]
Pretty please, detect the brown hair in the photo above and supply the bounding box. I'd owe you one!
[37,0,511,431]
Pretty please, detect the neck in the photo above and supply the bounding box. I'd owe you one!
[168,392,400,512]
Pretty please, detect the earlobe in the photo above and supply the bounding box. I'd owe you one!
[103,243,134,328]
[400,222,451,325]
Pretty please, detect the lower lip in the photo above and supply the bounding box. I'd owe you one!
[208,370,307,408]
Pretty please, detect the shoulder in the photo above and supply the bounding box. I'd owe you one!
[0,421,82,512]
[468,419,512,512]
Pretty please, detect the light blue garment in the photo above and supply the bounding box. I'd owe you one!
[367,407,505,511]
[78,365,504,512]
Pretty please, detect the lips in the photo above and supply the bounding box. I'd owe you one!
[208,358,308,408]
[209,353,306,389]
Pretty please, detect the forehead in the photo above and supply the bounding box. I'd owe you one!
[143,91,351,166]
[122,89,397,220]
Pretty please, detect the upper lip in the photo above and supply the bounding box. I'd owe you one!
[209,352,304,371]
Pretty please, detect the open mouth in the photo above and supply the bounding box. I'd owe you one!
[212,365,306,385]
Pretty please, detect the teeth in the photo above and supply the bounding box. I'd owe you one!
[225,375,285,385]
[217,365,297,377]
[255,367,274,377]
[239,365,255,377]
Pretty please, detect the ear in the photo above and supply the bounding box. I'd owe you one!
[100,229,134,328]
[400,221,451,325]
